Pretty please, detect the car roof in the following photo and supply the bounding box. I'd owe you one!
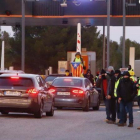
[47,74,65,76]
[0,73,40,78]
[0,70,24,73]
[54,77,86,80]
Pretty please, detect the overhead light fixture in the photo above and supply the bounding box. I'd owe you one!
[73,0,81,6]
[60,0,67,7]
[5,10,11,16]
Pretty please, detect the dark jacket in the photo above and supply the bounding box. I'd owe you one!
[117,78,137,102]
[96,75,110,99]
[84,74,94,85]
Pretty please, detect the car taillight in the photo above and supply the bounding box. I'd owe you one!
[11,76,19,79]
[48,88,56,94]
[72,89,84,94]
[26,88,38,94]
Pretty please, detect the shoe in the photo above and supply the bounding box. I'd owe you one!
[105,119,109,122]
[118,123,125,127]
[107,120,115,124]
[124,123,127,126]
[137,127,140,130]
[128,123,133,127]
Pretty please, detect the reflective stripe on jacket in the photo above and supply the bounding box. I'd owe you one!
[130,76,135,82]
[138,80,140,96]
[114,78,121,97]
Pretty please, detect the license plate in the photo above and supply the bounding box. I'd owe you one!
[4,91,21,96]
[57,92,70,95]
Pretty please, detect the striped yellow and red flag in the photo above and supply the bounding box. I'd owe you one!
[71,62,83,77]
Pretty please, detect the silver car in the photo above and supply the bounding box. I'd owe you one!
[48,77,100,111]
[0,74,54,118]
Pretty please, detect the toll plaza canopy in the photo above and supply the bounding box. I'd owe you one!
[0,0,140,26]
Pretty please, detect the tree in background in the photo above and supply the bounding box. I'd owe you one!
[1,26,140,75]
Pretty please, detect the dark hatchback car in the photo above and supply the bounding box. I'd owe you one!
[48,77,100,111]
[0,74,54,118]
[45,74,65,85]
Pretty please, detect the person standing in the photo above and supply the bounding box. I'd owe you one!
[136,78,140,130]
[96,69,111,122]
[128,65,133,72]
[117,71,137,127]
[84,69,94,85]
[136,78,140,110]
[106,67,116,124]
[114,70,122,123]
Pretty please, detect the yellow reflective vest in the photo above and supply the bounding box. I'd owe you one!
[75,58,81,63]
[138,79,140,96]
[114,78,121,97]
[130,76,135,82]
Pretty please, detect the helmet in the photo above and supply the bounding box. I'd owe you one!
[129,71,135,76]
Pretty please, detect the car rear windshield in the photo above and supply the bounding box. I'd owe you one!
[0,77,34,88]
[45,76,57,82]
[52,79,83,87]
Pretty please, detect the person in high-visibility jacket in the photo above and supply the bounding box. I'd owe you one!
[128,65,133,72]
[129,71,136,82]
[136,78,140,109]
[73,52,85,77]
[136,78,140,130]
[73,52,84,66]
[114,70,123,124]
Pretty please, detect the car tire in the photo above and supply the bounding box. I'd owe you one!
[93,98,100,110]
[83,98,90,112]
[1,111,9,115]
[56,107,63,110]
[34,102,43,118]
[46,105,54,116]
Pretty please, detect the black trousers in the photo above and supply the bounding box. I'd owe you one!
[110,98,116,122]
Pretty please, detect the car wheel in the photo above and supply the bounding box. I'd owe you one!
[56,107,63,110]
[1,111,9,115]
[83,98,90,112]
[34,102,43,118]
[93,98,100,110]
[46,105,54,116]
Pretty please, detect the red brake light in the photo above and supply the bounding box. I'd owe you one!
[49,88,56,94]
[64,79,72,82]
[72,89,84,94]
[26,88,38,94]
[11,77,19,79]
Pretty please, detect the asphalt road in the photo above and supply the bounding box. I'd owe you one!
[0,106,140,140]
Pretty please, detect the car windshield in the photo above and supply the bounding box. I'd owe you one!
[45,76,57,82]
[0,77,34,88]
[52,78,83,87]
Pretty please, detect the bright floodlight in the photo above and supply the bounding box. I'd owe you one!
[60,0,67,7]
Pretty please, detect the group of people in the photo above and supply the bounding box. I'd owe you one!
[64,51,140,129]
[95,65,140,130]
